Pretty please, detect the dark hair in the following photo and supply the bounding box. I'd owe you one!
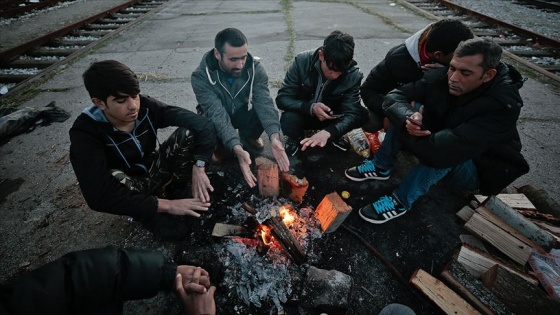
[425,19,474,55]
[454,38,502,72]
[82,60,140,101]
[321,30,355,72]
[214,28,248,54]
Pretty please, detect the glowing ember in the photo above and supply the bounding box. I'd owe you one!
[260,225,273,245]
[280,206,295,227]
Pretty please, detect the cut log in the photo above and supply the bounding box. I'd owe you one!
[474,193,535,210]
[517,184,560,217]
[484,195,555,250]
[268,208,307,264]
[459,234,488,253]
[280,173,309,204]
[410,269,480,314]
[457,206,475,222]
[255,157,279,197]
[211,223,248,237]
[441,259,510,315]
[314,192,352,233]
[456,245,538,285]
[481,264,560,314]
[517,210,560,226]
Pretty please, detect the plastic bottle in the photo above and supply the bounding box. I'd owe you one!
[344,128,370,158]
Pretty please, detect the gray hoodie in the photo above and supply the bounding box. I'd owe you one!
[191,50,281,151]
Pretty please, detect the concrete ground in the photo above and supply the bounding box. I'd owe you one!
[1,0,559,314]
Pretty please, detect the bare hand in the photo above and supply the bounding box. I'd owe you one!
[405,105,431,137]
[176,266,211,293]
[421,63,444,72]
[176,268,216,315]
[233,145,257,188]
[191,166,213,203]
[270,134,290,172]
[312,102,337,121]
[300,130,331,151]
[157,198,210,217]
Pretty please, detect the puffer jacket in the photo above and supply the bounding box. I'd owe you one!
[275,49,367,141]
[384,62,529,195]
[69,95,216,220]
[191,50,281,151]
[0,246,175,315]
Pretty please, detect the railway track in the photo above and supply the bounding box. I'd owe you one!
[402,0,560,83]
[0,0,169,98]
[0,0,74,19]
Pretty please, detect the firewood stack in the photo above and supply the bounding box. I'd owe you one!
[410,187,560,314]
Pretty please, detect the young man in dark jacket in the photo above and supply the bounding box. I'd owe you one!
[70,60,216,222]
[191,28,289,188]
[276,30,368,156]
[345,38,529,224]
[360,19,473,130]
[0,246,216,314]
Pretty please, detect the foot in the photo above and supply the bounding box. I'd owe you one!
[331,137,349,151]
[284,137,301,157]
[243,137,264,150]
[345,160,390,181]
[359,194,408,224]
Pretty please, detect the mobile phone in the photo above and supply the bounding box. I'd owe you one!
[328,111,343,119]
[407,117,425,129]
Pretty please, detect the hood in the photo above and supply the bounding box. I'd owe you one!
[404,25,430,66]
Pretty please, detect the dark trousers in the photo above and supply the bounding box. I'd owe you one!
[280,111,332,140]
[230,107,264,140]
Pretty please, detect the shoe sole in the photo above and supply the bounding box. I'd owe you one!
[344,169,390,182]
[332,142,349,151]
[359,207,406,224]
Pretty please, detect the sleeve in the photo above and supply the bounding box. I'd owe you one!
[143,96,216,163]
[69,122,158,221]
[0,247,176,315]
[360,58,395,115]
[251,62,281,137]
[191,68,241,151]
[275,55,315,115]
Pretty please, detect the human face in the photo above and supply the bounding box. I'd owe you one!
[447,54,496,96]
[93,93,140,129]
[214,43,248,77]
[318,50,343,81]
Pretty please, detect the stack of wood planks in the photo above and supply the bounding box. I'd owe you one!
[410,193,560,314]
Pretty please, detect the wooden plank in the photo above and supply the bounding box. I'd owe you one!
[456,245,538,285]
[410,269,481,315]
[459,234,488,253]
[457,206,475,222]
[484,196,555,250]
[441,259,510,315]
[464,213,533,265]
[211,223,247,237]
[474,194,535,210]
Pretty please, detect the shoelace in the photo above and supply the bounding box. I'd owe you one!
[357,160,375,174]
[372,196,396,214]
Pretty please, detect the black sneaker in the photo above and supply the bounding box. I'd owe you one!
[285,137,300,157]
[359,194,408,224]
[331,137,349,151]
[345,160,390,181]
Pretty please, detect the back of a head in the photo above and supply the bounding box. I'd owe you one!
[214,28,248,54]
[455,38,502,72]
[322,30,355,72]
[425,19,474,55]
[82,60,140,101]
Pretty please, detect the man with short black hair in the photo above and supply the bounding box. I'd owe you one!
[70,60,216,221]
[191,28,289,188]
[361,19,474,130]
[276,30,367,156]
[346,38,529,224]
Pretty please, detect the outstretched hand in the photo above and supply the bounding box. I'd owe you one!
[270,134,289,172]
[175,267,216,315]
[157,198,210,217]
[300,130,331,151]
[192,166,213,203]
[233,145,257,188]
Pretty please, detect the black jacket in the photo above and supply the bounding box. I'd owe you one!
[384,62,529,195]
[360,43,423,116]
[276,49,368,140]
[0,247,176,315]
[69,95,216,220]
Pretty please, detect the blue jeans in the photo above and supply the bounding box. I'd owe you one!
[373,124,480,209]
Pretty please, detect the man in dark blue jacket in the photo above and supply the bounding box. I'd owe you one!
[70,60,216,222]
[345,38,529,224]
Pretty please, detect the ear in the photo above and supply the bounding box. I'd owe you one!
[91,98,107,110]
[483,69,497,83]
[318,50,324,62]
[213,48,221,61]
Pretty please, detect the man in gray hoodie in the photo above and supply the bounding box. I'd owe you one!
[192,28,289,187]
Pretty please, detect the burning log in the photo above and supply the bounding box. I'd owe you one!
[281,173,309,204]
[315,192,352,233]
[256,157,279,197]
[242,202,307,264]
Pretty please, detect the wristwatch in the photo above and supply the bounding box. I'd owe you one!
[195,160,206,168]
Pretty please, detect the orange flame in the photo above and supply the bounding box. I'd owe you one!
[260,224,273,245]
[280,206,295,227]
